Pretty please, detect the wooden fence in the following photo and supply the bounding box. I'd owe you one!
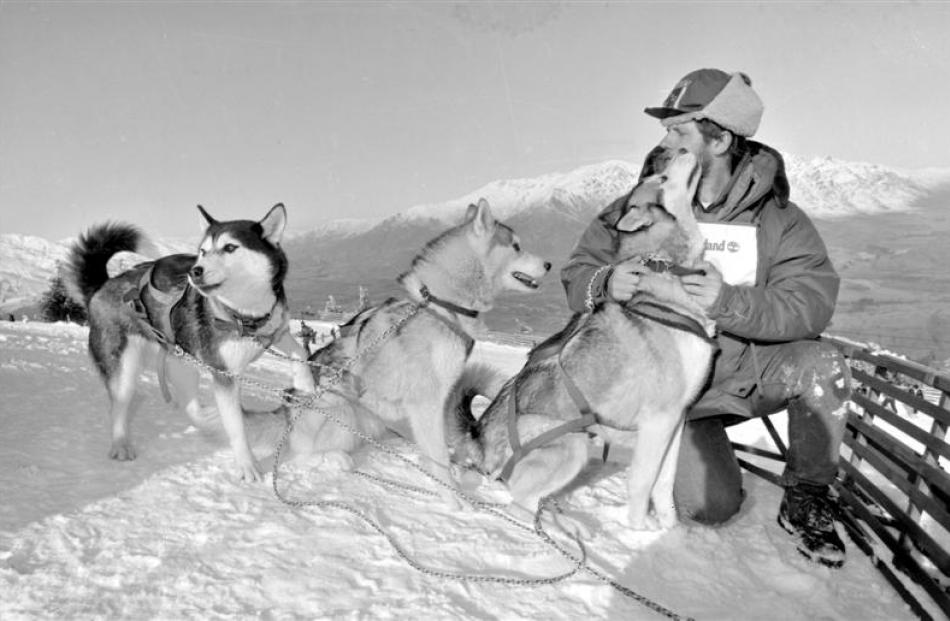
[733,335,950,620]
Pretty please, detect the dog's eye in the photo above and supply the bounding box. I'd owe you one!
[198,248,206,257]
[512,242,521,252]
[222,243,238,253]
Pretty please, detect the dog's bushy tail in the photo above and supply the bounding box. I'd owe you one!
[62,222,144,306]
[445,363,507,468]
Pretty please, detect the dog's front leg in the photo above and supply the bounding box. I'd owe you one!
[212,376,262,482]
[273,329,317,394]
[627,411,681,530]
[649,416,686,529]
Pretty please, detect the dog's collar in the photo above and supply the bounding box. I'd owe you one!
[638,256,705,277]
[213,298,282,339]
[418,285,480,319]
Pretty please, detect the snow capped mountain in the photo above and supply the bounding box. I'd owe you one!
[785,154,950,218]
[0,234,70,311]
[307,153,950,234]
[4,154,948,315]
[396,160,638,226]
[285,217,378,241]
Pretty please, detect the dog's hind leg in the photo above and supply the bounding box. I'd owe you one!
[407,401,463,509]
[508,431,589,517]
[105,335,148,461]
[211,377,262,483]
[626,411,683,530]
[163,356,204,424]
[272,329,317,394]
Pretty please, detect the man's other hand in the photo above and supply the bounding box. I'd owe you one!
[681,261,724,310]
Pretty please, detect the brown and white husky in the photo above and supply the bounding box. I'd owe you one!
[291,199,550,506]
[447,152,716,529]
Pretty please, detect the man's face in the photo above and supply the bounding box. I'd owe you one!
[658,120,707,159]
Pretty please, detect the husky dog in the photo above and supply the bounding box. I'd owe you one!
[294,199,550,505]
[447,152,716,529]
[64,204,314,482]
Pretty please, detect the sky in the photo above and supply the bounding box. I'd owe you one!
[1,1,949,241]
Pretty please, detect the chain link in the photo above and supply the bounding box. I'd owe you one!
[167,305,692,620]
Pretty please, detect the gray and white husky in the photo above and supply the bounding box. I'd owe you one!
[64,204,314,482]
[290,199,550,506]
[447,152,716,529]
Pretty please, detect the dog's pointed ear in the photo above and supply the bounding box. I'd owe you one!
[466,198,495,236]
[259,203,287,245]
[197,204,218,227]
[615,208,653,233]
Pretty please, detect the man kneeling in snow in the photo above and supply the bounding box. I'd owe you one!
[563,68,851,568]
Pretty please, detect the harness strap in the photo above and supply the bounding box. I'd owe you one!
[123,265,188,404]
[500,409,597,481]
[123,265,184,346]
[420,305,475,357]
[499,357,600,482]
[626,301,718,346]
[156,350,174,404]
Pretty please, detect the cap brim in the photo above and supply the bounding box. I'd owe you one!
[644,107,684,119]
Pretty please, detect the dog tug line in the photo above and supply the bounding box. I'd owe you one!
[64,191,704,619]
[144,268,690,620]
[284,310,696,621]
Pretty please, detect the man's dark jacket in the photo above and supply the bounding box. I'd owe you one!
[561,142,840,419]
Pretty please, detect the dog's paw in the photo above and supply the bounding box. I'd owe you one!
[439,488,467,512]
[236,456,265,483]
[627,510,665,532]
[653,507,679,530]
[109,440,136,461]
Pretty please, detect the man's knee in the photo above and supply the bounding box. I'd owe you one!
[674,417,744,525]
[777,340,852,408]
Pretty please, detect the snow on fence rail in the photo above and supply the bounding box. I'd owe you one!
[734,334,950,620]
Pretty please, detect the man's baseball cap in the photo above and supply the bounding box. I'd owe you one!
[644,68,764,137]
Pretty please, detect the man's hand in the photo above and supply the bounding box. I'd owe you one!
[681,260,724,311]
[607,258,651,302]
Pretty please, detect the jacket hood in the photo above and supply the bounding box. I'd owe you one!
[718,140,790,220]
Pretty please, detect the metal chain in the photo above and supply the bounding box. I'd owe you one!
[167,307,692,620]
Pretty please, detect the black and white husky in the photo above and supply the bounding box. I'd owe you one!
[64,204,314,482]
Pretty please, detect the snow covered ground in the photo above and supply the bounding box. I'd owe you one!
[0,320,935,619]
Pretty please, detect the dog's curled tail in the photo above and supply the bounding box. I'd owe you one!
[445,362,507,468]
[62,222,145,306]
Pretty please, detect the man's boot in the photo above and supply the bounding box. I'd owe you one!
[777,482,846,568]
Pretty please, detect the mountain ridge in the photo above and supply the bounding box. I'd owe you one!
[3,154,950,364]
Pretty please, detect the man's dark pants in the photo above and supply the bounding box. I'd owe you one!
[673,339,852,524]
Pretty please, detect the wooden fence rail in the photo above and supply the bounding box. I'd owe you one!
[733,335,950,620]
